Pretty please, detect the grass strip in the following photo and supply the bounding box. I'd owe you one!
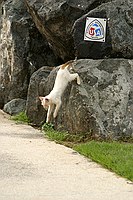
[74,141,133,181]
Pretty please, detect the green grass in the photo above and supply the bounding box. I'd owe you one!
[11,111,30,124]
[74,141,133,181]
[42,123,88,146]
[42,123,67,140]
[42,123,133,181]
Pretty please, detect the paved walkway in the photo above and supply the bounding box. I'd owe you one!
[0,110,133,200]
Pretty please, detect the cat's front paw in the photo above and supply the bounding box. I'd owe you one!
[77,77,81,85]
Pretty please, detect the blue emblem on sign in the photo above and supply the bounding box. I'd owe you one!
[84,18,106,42]
[85,20,104,40]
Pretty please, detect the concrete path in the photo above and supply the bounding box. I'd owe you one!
[0,110,133,200]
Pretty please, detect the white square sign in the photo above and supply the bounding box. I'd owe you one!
[84,17,107,42]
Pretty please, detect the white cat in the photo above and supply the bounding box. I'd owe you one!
[39,60,80,123]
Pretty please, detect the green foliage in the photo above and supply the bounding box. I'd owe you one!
[42,123,68,142]
[42,123,87,146]
[42,122,54,131]
[74,141,133,181]
[45,130,68,142]
[11,111,30,124]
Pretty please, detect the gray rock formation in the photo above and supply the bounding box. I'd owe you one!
[73,0,133,59]
[27,59,133,139]
[25,0,111,61]
[3,98,26,115]
[0,0,60,107]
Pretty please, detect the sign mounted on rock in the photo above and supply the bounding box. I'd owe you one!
[84,17,107,42]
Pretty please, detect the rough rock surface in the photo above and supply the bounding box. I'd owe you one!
[26,66,54,125]
[73,0,133,59]
[0,0,60,107]
[27,59,133,139]
[25,0,111,61]
[3,98,26,115]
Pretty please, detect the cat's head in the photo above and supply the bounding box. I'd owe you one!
[39,96,50,110]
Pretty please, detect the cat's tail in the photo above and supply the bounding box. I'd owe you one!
[60,60,74,70]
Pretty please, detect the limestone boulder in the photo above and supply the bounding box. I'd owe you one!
[73,0,133,59]
[54,59,133,140]
[3,98,26,115]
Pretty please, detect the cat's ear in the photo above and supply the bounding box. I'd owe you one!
[39,96,44,101]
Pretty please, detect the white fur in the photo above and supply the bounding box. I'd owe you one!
[39,62,80,123]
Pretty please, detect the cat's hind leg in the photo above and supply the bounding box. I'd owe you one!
[53,100,61,119]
